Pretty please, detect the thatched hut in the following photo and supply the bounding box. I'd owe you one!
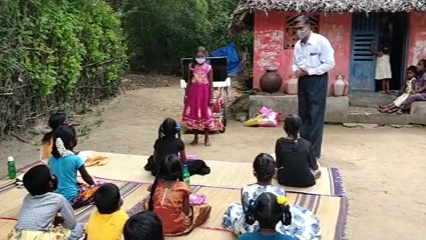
[230,0,426,92]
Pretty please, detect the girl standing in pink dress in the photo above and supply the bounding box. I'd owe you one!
[182,47,215,146]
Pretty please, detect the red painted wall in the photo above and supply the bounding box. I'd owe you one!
[253,12,352,92]
[406,12,426,66]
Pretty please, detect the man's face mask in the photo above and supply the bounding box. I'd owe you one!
[296,27,309,39]
[195,58,206,64]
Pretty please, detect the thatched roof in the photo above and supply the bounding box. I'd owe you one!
[230,0,426,33]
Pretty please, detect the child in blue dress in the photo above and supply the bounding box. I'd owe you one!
[222,153,321,239]
[239,192,295,240]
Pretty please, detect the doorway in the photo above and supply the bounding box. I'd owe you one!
[349,13,409,92]
[376,13,408,91]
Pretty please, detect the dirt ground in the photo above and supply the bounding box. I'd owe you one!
[1,77,425,240]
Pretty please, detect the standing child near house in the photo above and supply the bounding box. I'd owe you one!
[40,112,70,161]
[182,46,215,146]
[370,42,392,94]
[379,65,418,114]
[147,154,211,236]
[86,183,129,240]
[48,125,103,209]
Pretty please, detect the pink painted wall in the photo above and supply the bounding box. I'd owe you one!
[253,12,352,92]
[406,12,426,66]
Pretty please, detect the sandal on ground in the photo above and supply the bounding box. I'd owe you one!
[386,108,398,114]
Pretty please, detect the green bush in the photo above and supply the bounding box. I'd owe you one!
[0,0,127,136]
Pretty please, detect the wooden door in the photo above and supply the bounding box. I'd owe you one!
[349,13,379,91]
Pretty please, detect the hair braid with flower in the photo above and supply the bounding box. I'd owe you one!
[245,192,292,227]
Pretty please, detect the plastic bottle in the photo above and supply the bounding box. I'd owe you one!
[8,156,16,179]
[183,164,190,185]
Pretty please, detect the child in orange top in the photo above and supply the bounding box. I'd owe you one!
[86,183,128,240]
[147,154,211,236]
[40,112,70,161]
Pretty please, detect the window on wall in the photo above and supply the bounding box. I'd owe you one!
[284,14,320,49]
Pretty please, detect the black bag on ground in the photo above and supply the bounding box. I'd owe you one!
[144,155,211,176]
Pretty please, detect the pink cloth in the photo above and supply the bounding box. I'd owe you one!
[182,64,215,131]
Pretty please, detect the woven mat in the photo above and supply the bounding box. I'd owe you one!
[70,152,344,197]
[0,178,148,238]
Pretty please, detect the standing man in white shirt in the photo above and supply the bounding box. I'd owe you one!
[292,15,335,160]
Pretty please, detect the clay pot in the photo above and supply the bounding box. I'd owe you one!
[332,75,348,96]
[260,69,283,93]
[285,75,298,95]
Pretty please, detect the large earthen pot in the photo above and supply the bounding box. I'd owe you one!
[332,75,348,96]
[260,69,283,93]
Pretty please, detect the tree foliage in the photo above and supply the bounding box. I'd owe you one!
[0,0,127,136]
[119,0,252,73]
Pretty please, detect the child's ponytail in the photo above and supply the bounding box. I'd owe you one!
[148,176,160,211]
[277,196,292,226]
[280,203,292,226]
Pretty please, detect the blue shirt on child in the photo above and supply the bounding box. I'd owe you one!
[48,155,84,202]
[239,231,296,240]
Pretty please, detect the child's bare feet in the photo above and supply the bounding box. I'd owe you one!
[190,139,198,146]
[204,139,211,147]
[314,170,322,179]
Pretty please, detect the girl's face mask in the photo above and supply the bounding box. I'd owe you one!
[195,58,206,64]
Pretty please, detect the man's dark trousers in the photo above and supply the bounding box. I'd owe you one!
[297,73,328,159]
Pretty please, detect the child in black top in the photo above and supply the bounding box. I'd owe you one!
[145,118,187,176]
[144,118,211,176]
[275,114,321,188]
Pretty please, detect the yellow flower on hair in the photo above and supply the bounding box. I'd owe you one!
[277,196,288,206]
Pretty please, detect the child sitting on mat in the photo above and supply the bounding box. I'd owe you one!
[86,183,128,240]
[123,211,164,240]
[146,154,212,236]
[222,153,320,239]
[40,112,70,161]
[48,125,104,209]
[275,114,321,188]
[144,117,210,176]
[239,192,295,240]
[144,118,187,175]
[9,165,84,239]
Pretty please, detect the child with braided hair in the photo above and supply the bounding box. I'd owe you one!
[239,192,294,240]
[222,153,321,239]
[144,118,187,176]
[275,114,321,188]
[48,125,104,209]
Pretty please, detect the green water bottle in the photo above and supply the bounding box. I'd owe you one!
[183,164,190,185]
[8,156,16,179]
